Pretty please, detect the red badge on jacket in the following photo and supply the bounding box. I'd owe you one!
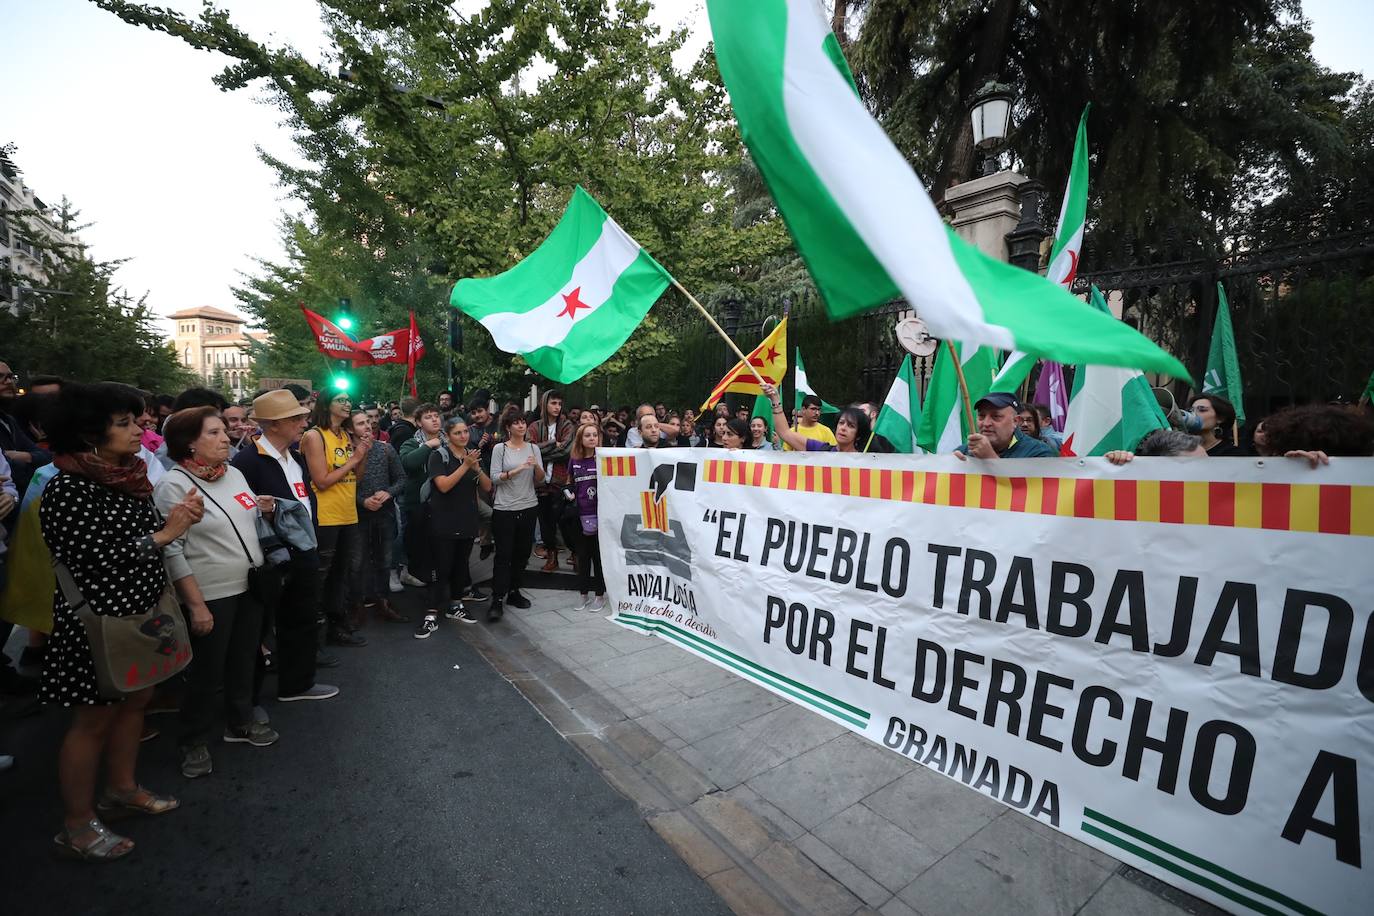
[294,482,308,498]
[234,493,256,510]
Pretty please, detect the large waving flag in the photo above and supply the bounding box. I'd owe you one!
[452,187,672,383]
[705,1,1186,380]
[1203,282,1245,427]
[301,305,363,360]
[1060,288,1170,456]
[873,354,922,453]
[916,342,996,453]
[794,348,839,413]
[702,318,788,411]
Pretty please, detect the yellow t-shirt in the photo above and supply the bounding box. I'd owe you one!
[784,421,838,451]
[312,426,358,526]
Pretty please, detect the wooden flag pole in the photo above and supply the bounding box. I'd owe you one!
[946,340,977,434]
[673,278,768,387]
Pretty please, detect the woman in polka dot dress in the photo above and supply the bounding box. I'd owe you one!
[41,383,204,862]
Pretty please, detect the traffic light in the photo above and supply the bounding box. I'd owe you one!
[331,373,353,394]
[336,297,354,332]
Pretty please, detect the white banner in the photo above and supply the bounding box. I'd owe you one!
[596,449,1373,916]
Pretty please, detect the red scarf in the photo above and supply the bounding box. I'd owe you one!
[178,456,229,483]
[54,452,153,500]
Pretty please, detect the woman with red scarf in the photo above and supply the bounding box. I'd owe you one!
[41,383,203,861]
[155,406,278,781]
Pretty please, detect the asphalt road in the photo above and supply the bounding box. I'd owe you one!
[0,587,731,916]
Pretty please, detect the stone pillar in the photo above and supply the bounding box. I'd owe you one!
[944,169,1029,261]
[1005,179,1051,273]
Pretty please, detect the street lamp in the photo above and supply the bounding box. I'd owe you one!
[970,81,1015,176]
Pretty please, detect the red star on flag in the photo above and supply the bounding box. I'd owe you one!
[764,345,780,363]
[557,287,590,319]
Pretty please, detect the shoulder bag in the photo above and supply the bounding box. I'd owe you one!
[174,470,277,605]
[54,561,191,699]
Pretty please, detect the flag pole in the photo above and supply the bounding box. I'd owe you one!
[946,340,976,434]
[672,278,767,387]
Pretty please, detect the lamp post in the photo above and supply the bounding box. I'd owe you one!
[970,81,1015,176]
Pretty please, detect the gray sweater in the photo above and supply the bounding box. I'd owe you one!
[154,467,265,601]
[356,440,405,516]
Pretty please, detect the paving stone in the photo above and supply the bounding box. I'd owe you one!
[1079,874,1202,916]
[705,867,792,916]
[753,841,863,916]
[896,811,1113,916]
[635,713,683,744]
[813,803,942,893]
[641,747,716,806]
[662,659,743,697]
[557,638,629,668]
[602,720,663,763]
[1013,809,1119,871]
[691,792,778,859]
[747,733,911,830]
[653,679,788,744]
[724,785,808,841]
[614,676,693,715]
[647,810,735,878]
[748,702,848,759]
[862,765,1002,856]
[683,723,795,789]
[601,627,659,653]
[585,642,701,688]
[794,832,892,908]
[878,897,923,916]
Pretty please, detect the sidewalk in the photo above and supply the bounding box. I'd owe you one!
[463,586,1225,916]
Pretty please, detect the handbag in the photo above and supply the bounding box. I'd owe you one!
[54,562,191,699]
[174,470,275,604]
[580,514,598,536]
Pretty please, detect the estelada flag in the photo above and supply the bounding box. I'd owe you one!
[701,317,787,411]
[300,305,360,360]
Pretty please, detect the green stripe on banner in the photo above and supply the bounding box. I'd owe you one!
[615,613,870,728]
[1082,809,1319,916]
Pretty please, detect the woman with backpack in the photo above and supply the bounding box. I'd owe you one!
[414,416,492,639]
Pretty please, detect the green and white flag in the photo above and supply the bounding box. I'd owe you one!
[916,342,996,454]
[988,350,1037,395]
[1203,282,1245,426]
[873,354,922,453]
[451,186,672,383]
[992,105,1092,391]
[705,1,1186,379]
[794,348,839,413]
[1060,287,1169,456]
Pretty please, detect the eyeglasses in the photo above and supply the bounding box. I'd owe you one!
[0,373,16,382]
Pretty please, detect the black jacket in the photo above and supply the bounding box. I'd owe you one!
[231,435,319,564]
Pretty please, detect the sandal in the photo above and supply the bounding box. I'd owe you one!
[95,785,180,820]
[53,818,134,862]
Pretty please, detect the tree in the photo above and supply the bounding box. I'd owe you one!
[92,0,792,402]
[847,0,1362,263]
[0,194,195,392]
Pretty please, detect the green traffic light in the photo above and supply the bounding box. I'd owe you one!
[337,316,354,331]
[332,375,352,392]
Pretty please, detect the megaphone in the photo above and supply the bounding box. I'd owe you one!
[1153,388,1203,433]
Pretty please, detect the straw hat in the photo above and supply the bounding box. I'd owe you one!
[250,389,312,421]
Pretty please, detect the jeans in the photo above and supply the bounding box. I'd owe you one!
[403,505,433,583]
[577,530,605,596]
[537,492,564,552]
[180,590,263,747]
[361,511,395,601]
[431,537,474,611]
[315,523,363,631]
[491,506,538,600]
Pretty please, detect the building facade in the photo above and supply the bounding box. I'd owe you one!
[0,152,79,315]
[169,306,267,400]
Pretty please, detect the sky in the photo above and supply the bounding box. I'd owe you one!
[1,0,1366,338]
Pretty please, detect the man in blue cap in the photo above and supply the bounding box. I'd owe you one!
[956,392,1058,460]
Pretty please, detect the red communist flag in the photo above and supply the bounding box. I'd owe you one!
[404,310,424,397]
[300,305,361,360]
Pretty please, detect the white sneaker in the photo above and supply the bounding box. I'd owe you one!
[591,595,606,611]
[388,570,404,593]
[399,569,426,588]
[574,594,591,611]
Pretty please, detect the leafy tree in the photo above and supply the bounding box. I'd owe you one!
[0,195,195,392]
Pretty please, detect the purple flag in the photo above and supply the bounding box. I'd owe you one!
[1034,361,1069,432]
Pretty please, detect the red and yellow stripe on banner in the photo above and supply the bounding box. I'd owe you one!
[600,455,638,477]
[639,492,669,532]
[701,459,1374,538]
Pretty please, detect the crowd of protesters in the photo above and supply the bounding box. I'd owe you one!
[0,355,1371,861]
